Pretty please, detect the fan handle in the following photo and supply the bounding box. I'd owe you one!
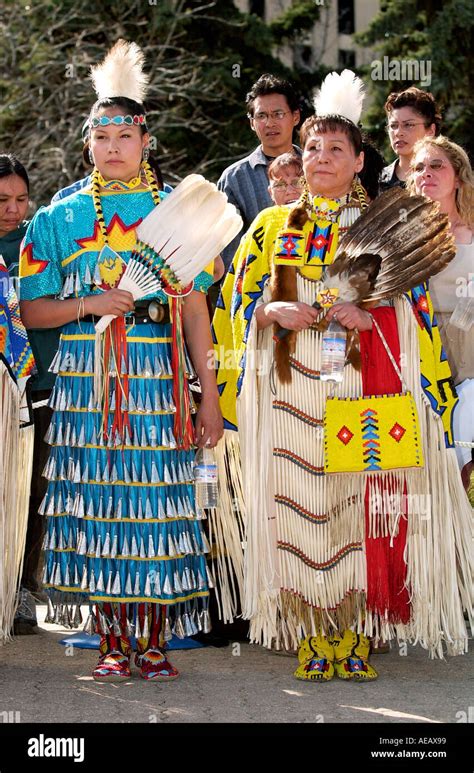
[94,275,150,333]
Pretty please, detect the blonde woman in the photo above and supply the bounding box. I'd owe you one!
[408,135,474,488]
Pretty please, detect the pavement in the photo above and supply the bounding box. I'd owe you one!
[0,604,472,725]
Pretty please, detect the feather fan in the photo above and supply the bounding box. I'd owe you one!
[325,187,456,305]
[95,175,242,332]
[90,39,149,103]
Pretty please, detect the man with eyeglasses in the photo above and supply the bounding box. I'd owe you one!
[380,86,441,191]
[217,74,301,269]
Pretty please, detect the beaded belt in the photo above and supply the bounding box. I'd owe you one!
[82,300,170,326]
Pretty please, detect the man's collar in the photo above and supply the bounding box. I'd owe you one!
[249,144,302,169]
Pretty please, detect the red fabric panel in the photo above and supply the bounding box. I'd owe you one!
[359,306,411,624]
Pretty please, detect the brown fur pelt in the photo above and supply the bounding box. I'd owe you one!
[271,263,298,384]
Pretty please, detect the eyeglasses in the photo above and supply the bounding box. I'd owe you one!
[270,178,303,190]
[386,121,428,133]
[413,159,448,173]
[250,110,292,123]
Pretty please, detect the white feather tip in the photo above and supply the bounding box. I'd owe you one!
[90,39,149,104]
[314,69,365,125]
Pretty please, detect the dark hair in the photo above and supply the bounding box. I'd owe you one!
[298,115,384,198]
[146,154,164,191]
[300,115,363,154]
[83,96,149,166]
[360,139,385,200]
[88,96,148,135]
[288,116,384,228]
[268,151,303,181]
[0,153,30,192]
[384,87,442,135]
[246,73,300,116]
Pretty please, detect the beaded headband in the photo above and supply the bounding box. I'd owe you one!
[89,114,147,129]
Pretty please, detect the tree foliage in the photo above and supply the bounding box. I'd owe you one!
[0,0,299,205]
[356,0,474,161]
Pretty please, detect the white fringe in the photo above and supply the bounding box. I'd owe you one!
[0,363,34,644]
[390,296,473,657]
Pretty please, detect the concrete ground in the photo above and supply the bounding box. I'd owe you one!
[0,605,472,725]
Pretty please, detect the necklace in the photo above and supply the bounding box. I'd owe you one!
[94,172,143,191]
[301,178,368,222]
[91,162,161,243]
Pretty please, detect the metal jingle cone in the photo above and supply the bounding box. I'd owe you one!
[195,609,203,632]
[112,616,122,636]
[126,618,135,639]
[63,605,72,629]
[174,615,185,639]
[141,608,150,642]
[84,611,96,636]
[44,597,55,624]
[73,605,83,628]
[135,614,142,640]
[163,616,172,642]
[53,604,62,625]
[202,609,211,634]
[99,613,109,635]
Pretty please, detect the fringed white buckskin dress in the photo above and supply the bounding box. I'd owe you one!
[212,197,473,657]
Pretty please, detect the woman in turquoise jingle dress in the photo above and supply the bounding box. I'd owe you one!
[19,56,223,682]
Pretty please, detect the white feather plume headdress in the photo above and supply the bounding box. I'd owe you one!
[313,69,365,125]
[90,39,149,104]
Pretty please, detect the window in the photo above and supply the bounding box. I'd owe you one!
[250,0,265,17]
[338,49,356,69]
[338,0,355,35]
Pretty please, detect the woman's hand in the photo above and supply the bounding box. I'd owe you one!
[84,289,135,318]
[194,395,224,448]
[257,301,319,331]
[326,302,372,331]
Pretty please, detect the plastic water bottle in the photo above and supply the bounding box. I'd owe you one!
[194,446,218,509]
[449,295,474,331]
[320,319,347,382]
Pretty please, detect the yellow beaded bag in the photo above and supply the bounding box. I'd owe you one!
[323,317,424,474]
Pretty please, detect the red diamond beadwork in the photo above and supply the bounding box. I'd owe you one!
[337,426,354,445]
[389,422,406,442]
[313,235,328,250]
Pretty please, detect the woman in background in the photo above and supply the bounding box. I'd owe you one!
[381,87,441,190]
[408,135,474,489]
